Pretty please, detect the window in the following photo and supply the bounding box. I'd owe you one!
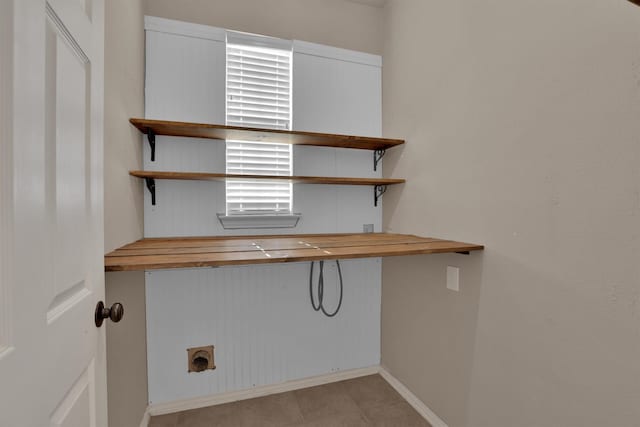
[225,36,293,215]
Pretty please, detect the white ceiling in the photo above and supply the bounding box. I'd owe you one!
[346,0,387,8]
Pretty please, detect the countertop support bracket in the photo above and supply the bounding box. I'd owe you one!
[373,149,386,171]
[145,177,156,205]
[374,184,387,207]
[456,251,470,255]
[147,128,156,162]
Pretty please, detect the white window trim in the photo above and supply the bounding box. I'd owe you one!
[217,213,301,230]
[227,30,292,51]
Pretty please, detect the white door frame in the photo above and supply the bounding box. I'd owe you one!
[0,0,15,368]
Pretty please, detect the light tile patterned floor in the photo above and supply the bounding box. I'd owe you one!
[149,374,431,427]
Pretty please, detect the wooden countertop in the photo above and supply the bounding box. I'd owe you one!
[105,233,484,272]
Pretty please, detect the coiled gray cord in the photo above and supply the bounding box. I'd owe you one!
[309,260,343,317]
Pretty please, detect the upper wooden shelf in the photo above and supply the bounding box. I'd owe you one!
[131,118,405,151]
[105,233,484,272]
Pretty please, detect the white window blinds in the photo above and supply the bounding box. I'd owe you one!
[225,40,293,214]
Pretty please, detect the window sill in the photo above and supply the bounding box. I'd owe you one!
[217,213,301,230]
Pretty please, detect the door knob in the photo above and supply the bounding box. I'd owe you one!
[95,301,124,327]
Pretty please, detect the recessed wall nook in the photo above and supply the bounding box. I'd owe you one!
[105,16,482,407]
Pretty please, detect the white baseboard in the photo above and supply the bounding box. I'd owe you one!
[144,365,447,427]
[148,365,380,416]
[379,366,448,427]
[138,408,150,427]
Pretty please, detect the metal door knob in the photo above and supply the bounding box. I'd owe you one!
[95,301,124,327]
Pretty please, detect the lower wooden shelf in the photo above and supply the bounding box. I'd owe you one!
[130,171,405,206]
[129,170,405,186]
[104,233,484,272]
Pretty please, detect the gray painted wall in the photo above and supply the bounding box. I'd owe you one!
[381,1,640,426]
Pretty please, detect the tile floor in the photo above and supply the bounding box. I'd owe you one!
[149,374,431,427]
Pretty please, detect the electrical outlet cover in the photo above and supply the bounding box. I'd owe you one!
[447,266,460,291]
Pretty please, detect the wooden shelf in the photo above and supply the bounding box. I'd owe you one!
[131,118,404,151]
[105,233,484,272]
[130,170,405,186]
[131,170,404,206]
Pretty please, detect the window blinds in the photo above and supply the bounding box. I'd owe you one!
[226,42,293,214]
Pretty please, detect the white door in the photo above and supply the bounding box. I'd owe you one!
[0,0,107,426]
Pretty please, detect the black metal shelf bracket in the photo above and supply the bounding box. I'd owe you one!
[374,184,387,207]
[373,149,386,171]
[145,178,156,205]
[147,128,156,162]
[456,251,470,255]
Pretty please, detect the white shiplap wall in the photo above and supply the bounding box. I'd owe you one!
[144,17,383,404]
[146,261,381,404]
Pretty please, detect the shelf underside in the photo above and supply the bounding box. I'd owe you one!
[105,233,484,272]
[131,118,404,151]
[130,170,405,186]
